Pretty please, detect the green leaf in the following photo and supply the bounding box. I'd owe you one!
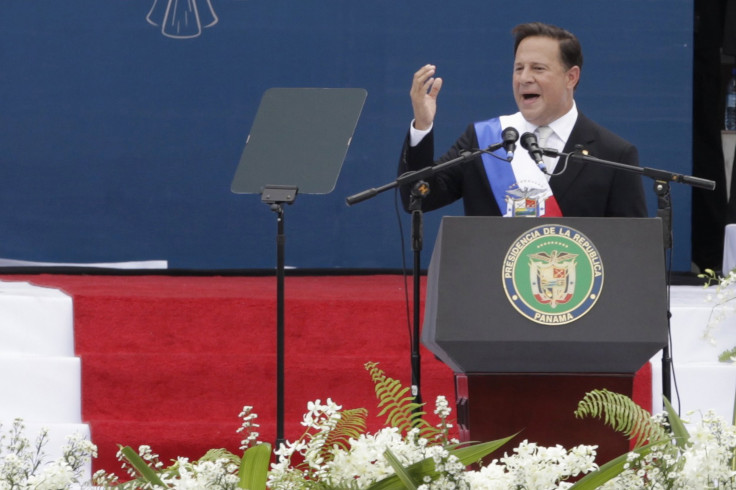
[451,436,516,464]
[569,441,664,489]
[663,396,690,448]
[118,445,168,488]
[238,443,271,490]
[366,435,516,490]
[719,347,736,363]
[382,448,418,490]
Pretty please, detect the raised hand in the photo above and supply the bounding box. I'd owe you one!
[410,64,443,131]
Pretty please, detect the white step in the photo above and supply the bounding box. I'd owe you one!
[0,354,81,422]
[0,280,74,356]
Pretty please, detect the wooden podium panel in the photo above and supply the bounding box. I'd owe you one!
[456,373,633,464]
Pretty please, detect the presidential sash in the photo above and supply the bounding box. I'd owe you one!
[475,116,562,217]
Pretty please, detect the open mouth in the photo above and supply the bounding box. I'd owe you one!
[522,93,540,102]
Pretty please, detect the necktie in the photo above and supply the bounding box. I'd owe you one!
[536,125,554,174]
[536,125,553,147]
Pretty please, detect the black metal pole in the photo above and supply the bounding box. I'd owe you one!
[655,180,673,406]
[276,204,286,448]
[409,181,429,411]
[260,185,297,449]
[411,209,422,409]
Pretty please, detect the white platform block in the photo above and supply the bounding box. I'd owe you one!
[650,285,736,423]
[652,362,736,424]
[0,355,82,423]
[0,280,74,356]
[666,285,736,363]
[0,280,91,482]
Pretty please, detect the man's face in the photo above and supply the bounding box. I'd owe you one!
[513,36,580,126]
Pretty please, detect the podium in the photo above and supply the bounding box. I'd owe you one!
[422,217,668,463]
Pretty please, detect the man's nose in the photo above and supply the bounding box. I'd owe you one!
[517,67,534,83]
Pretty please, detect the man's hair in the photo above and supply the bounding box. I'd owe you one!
[512,22,583,73]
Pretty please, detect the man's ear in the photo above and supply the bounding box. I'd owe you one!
[567,65,581,89]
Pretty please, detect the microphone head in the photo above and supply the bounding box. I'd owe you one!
[519,132,538,150]
[501,127,519,161]
[502,126,519,143]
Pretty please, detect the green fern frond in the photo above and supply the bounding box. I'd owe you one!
[375,379,411,406]
[365,362,440,440]
[324,407,368,452]
[198,448,241,466]
[575,389,669,449]
[366,361,386,383]
[293,407,369,474]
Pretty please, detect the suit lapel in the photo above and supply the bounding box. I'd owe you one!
[549,112,596,201]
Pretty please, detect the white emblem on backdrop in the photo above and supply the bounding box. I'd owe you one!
[147,0,219,39]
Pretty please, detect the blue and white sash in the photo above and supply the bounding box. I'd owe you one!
[474,117,516,214]
[475,115,561,217]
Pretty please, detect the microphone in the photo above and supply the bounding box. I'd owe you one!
[501,127,519,161]
[520,132,548,174]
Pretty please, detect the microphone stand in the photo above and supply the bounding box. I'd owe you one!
[409,181,429,412]
[345,142,508,410]
[543,147,715,406]
[541,147,716,191]
[346,141,508,206]
[261,185,299,449]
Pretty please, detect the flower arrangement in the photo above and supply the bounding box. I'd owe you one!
[574,389,736,489]
[0,418,97,489]
[699,266,736,361]
[9,362,736,489]
[93,362,600,489]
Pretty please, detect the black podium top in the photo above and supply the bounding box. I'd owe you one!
[422,217,668,374]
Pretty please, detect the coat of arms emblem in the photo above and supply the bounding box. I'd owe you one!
[528,251,577,308]
[502,224,604,325]
[505,188,548,217]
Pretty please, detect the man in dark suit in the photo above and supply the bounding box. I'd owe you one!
[398,22,647,218]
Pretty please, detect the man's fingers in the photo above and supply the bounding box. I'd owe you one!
[413,64,436,90]
[427,77,443,98]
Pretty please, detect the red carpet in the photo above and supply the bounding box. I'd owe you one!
[4,274,456,474]
[1,273,651,474]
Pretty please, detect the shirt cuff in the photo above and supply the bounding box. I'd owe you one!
[409,120,432,147]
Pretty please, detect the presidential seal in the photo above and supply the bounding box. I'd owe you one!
[502,224,604,325]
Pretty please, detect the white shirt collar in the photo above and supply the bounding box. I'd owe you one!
[529,101,578,145]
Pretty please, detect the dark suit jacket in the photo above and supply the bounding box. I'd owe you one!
[398,112,647,217]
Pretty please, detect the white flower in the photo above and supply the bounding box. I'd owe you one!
[604,409,736,489]
[237,405,261,450]
[25,460,76,489]
[0,420,96,489]
[434,395,452,419]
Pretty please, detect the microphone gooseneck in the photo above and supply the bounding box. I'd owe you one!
[520,132,548,174]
